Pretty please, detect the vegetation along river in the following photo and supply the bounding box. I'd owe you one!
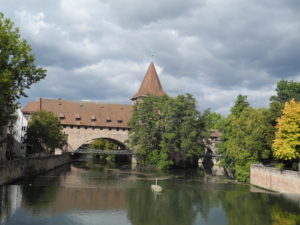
[0,160,300,225]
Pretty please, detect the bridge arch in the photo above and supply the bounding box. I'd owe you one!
[79,137,127,150]
[63,126,129,151]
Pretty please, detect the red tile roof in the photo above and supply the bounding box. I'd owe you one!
[23,98,132,128]
[22,101,40,113]
[131,62,166,100]
[209,129,222,138]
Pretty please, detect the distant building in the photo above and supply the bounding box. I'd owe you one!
[11,109,28,158]
[22,62,165,151]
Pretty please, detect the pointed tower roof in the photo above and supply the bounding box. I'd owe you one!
[131,62,166,101]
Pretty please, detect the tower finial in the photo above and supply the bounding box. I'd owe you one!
[150,50,155,62]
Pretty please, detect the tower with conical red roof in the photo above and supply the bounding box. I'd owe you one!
[131,62,166,101]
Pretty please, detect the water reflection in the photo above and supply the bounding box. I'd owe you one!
[0,186,22,224]
[0,162,299,225]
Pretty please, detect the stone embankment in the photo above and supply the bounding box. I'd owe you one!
[0,153,71,185]
[250,164,300,194]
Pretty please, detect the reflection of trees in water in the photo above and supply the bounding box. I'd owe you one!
[126,180,300,225]
[126,180,213,225]
[271,204,300,225]
[219,191,300,225]
[21,165,71,214]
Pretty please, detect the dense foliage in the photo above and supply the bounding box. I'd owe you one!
[88,139,122,150]
[0,13,46,137]
[218,95,273,182]
[272,99,300,160]
[129,94,209,169]
[205,111,226,130]
[218,80,300,182]
[88,138,125,162]
[26,111,67,154]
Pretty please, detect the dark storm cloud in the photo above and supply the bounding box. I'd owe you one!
[1,0,299,115]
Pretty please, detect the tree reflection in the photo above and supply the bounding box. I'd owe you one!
[126,179,300,225]
[126,180,221,225]
[21,165,69,214]
[271,204,300,225]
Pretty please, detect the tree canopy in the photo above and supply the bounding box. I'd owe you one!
[129,94,209,168]
[26,111,67,154]
[272,99,300,160]
[205,111,226,130]
[218,95,273,182]
[0,13,46,135]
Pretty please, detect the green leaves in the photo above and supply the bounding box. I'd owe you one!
[218,96,273,182]
[272,99,300,160]
[26,111,67,154]
[129,94,208,168]
[0,12,46,136]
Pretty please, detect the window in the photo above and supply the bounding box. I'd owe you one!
[59,113,65,119]
[22,126,27,131]
[106,119,112,123]
[117,120,123,123]
[75,114,81,121]
[91,116,96,122]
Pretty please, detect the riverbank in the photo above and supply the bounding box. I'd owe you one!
[0,153,71,185]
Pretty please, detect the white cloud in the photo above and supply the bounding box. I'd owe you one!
[0,0,299,115]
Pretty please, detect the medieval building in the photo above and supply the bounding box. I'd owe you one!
[22,62,166,151]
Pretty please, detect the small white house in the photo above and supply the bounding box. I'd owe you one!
[12,109,28,158]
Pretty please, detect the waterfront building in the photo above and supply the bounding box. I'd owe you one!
[22,62,165,151]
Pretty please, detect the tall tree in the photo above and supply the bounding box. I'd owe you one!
[205,111,226,130]
[272,99,300,161]
[269,80,300,125]
[160,94,208,168]
[218,95,273,182]
[129,94,208,168]
[0,13,46,136]
[26,111,67,154]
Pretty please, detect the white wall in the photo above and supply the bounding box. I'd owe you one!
[12,109,28,157]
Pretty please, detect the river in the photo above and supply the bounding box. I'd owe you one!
[0,160,300,225]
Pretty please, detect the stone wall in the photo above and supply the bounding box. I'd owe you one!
[63,126,129,151]
[250,164,300,194]
[0,154,71,185]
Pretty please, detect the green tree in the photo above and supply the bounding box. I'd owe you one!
[88,138,123,162]
[88,139,121,150]
[205,111,226,130]
[26,111,67,154]
[272,99,300,161]
[129,94,208,168]
[0,13,46,136]
[218,95,273,182]
[160,94,208,168]
[218,95,250,171]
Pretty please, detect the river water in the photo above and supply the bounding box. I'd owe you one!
[0,161,300,225]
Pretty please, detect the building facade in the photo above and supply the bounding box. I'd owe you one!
[23,62,165,151]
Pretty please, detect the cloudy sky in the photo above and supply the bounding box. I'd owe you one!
[1,0,300,114]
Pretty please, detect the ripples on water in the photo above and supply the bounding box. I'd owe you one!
[0,161,300,225]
